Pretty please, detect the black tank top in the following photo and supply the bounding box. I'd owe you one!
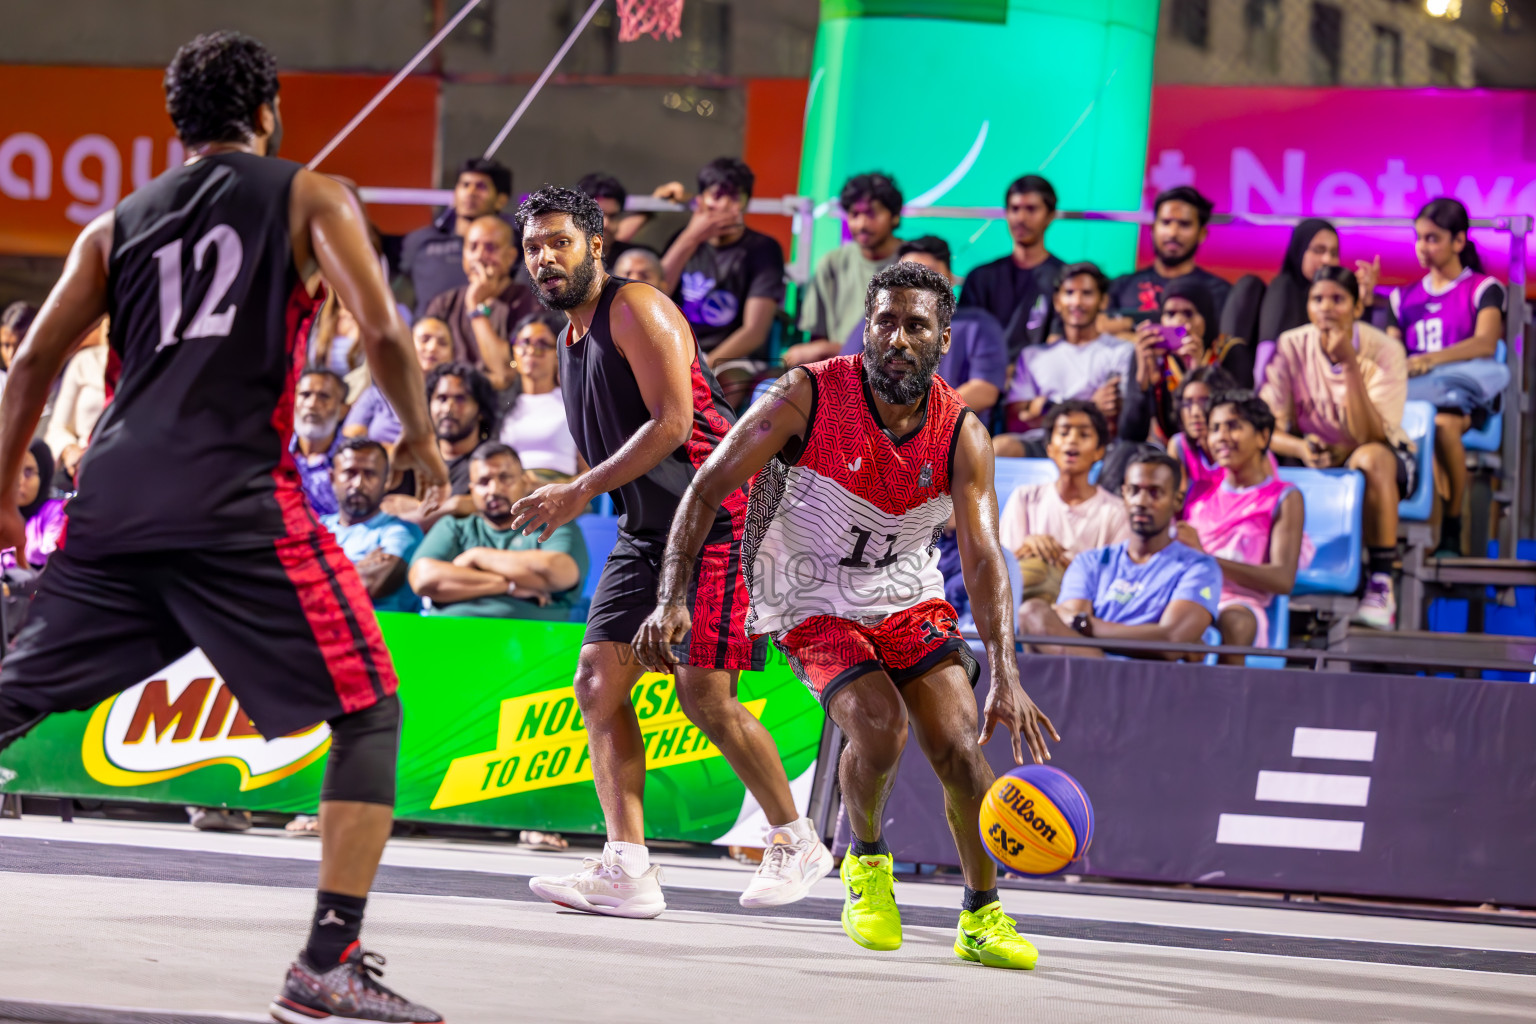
[65,152,319,557]
[560,276,740,543]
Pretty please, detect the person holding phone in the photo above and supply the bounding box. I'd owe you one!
[1121,278,1245,444]
[1260,266,1412,630]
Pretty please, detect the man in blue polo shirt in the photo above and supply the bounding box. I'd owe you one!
[319,439,424,613]
[1018,452,1220,658]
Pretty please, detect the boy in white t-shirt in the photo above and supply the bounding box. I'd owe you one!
[999,400,1130,603]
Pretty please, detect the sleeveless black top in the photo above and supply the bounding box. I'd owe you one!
[559,276,741,544]
[67,152,319,557]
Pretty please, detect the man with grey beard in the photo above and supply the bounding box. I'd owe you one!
[290,367,348,515]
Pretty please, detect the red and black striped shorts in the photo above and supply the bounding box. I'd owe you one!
[0,528,395,739]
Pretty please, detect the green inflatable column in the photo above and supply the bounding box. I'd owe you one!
[797,0,1160,285]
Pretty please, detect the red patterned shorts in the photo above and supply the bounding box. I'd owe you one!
[773,598,978,705]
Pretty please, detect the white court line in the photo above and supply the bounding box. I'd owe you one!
[1216,813,1365,852]
[1292,727,1377,761]
[1255,770,1371,807]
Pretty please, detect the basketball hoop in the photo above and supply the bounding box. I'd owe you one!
[617,0,684,41]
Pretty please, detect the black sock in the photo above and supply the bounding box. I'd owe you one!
[305,891,367,969]
[962,886,1000,913]
[1440,516,1462,551]
[1368,546,1396,578]
[852,835,890,858]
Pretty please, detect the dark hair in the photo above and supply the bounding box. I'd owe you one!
[1161,276,1219,345]
[840,172,903,218]
[577,172,627,207]
[458,158,512,198]
[897,235,952,270]
[470,440,520,466]
[1043,399,1109,449]
[1310,264,1361,302]
[1126,449,1184,489]
[299,366,347,397]
[1,301,37,338]
[698,157,755,201]
[1154,186,1215,228]
[426,362,499,441]
[1415,197,1482,273]
[1054,261,1110,296]
[336,437,389,467]
[1173,364,1237,414]
[163,31,280,147]
[1005,174,1057,213]
[513,310,566,339]
[1210,389,1277,446]
[864,261,955,332]
[516,185,606,241]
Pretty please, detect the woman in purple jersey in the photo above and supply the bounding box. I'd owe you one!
[1387,198,1508,557]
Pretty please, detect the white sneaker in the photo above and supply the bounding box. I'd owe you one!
[1351,573,1396,630]
[528,848,666,919]
[739,821,835,909]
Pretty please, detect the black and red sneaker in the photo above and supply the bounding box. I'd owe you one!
[269,943,443,1023]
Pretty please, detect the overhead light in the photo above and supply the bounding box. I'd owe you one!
[1425,0,1461,17]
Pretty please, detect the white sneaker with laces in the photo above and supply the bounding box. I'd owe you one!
[528,847,666,919]
[739,820,835,909]
[1352,573,1396,630]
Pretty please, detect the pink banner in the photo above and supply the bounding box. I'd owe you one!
[1143,85,1535,294]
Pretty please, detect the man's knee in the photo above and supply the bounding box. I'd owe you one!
[321,695,401,807]
[833,681,909,765]
[572,648,633,716]
[673,669,735,729]
[1348,443,1394,479]
[1219,605,1258,647]
[1017,598,1058,634]
[993,434,1025,459]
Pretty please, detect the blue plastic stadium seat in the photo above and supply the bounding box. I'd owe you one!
[1246,594,1290,669]
[749,377,777,409]
[1397,400,1436,522]
[568,514,621,622]
[1463,339,1507,453]
[1276,467,1364,596]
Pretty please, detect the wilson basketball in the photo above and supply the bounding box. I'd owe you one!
[979,764,1094,877]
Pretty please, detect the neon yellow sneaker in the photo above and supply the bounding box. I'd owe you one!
[955,901,1039,969]
[840,852,901,951]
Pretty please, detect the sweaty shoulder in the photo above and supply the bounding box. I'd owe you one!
[607,279,691,354]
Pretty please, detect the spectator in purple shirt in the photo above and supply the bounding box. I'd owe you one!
[841,236,1007,412]
[290,367,348,517]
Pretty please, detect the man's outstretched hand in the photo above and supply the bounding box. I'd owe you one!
[978,677,1060,765]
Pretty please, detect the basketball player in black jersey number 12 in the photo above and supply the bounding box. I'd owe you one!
[636,262,1059,969]
[0,34,448,1024]
[505,187,833,917]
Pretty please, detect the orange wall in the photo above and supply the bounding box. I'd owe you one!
[0,66,438,255]
[742,78,809,256]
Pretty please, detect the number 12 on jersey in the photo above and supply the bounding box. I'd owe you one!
[152,224,245,351]
[839,525,900,568]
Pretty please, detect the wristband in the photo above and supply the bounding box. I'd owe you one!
[1071,613,1093,637]
[469,301,495,320]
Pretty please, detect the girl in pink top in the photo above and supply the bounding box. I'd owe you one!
[1166,365,1236,510]
[1182,392,1311,661]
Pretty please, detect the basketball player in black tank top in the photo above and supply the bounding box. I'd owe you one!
[0,33,446,1023]
[507,187,832,917]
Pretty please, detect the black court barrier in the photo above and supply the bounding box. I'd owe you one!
[855,653,1536,908]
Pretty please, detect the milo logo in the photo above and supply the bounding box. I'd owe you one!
[997,781,1059,844]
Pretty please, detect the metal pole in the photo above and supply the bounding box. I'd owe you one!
[483,0,605,159]
[306,0,482,171]
[1509,215,1533,548]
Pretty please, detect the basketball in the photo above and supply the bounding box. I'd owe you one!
[979,764,1094,877]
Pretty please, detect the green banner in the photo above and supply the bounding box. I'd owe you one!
[0,614,825,843]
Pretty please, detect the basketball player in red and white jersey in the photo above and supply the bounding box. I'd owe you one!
[637,262,1058,969]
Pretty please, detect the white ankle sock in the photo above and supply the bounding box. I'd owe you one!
[769,816,818,845]
[607,840,650,877]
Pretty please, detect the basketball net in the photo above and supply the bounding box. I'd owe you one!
[617,0,684,42]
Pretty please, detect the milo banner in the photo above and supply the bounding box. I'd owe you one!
[0,615,825,844]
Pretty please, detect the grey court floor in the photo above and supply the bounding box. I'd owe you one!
[1,819,1534,1024]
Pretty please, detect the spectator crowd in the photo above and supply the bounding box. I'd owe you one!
[0,150,1514,645]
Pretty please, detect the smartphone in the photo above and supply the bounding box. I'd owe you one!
[1152,324,1187,351]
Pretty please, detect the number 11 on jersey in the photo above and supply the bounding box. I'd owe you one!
[839,525,900,568]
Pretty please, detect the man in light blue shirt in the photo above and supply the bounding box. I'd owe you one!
[1018,452,1220,658]
[319,439,423,613]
